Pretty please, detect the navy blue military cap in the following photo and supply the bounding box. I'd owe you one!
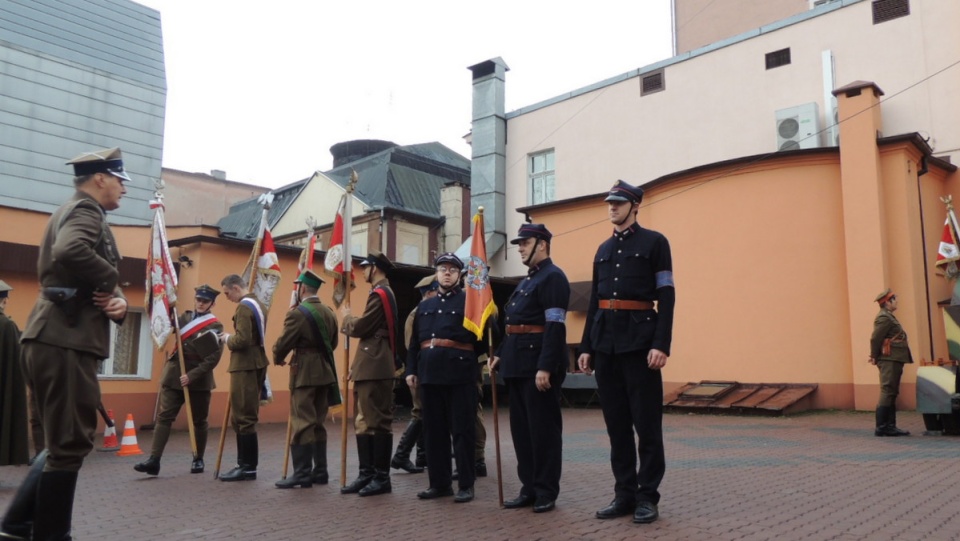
[359,251,394,272]
[510,223,553,245]
[414,275,439,295]
[604,179,644,205]
[66,147,132,182]
[434,252,464,270]
[194,284,221,301]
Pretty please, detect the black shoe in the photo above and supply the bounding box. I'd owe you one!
[475,461,487,477]
[417,486,454,500]
[391,456,424,474]
[191,458,204,474]
[596,497,635,519]
[133,456,161,476]
[358,473,392,497]
[312,471,329,485]
[633,501,659,524]
[533,497,556,513]
[219,465,256,482]
[875,425,907,437]
[340,472,374,494]
[454,487,475,503]
[503,493,536,509]
[275,474,312,489]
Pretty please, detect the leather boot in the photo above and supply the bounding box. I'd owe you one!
[221,433,257,481]
[391,420,424,473]
[415,429,426,469]
[311,440,329,484]
[192,427,208,473]
[888,408,910,436]
[32,470,79,541]
[340,434,374,494]
[276,444,314,488]
[133,455,161,476]
[359,433,393,497]
[0,450,47,540]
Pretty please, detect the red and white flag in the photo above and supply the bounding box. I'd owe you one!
[324,194,353,308]
[936,216,960,269]
[290,231,317,308]
[146,199,178,349]
[243,225,282,311]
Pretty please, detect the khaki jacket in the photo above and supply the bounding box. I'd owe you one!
[226,294,269,372]
[21,191,124,358]
[870,308,913,364]
[342,279,397,381]
[273,297,338,389]
[160,311,224,390]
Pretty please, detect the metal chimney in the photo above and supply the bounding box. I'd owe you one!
[466,57,508,258]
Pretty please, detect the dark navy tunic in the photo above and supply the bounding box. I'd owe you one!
[405,287,484,385]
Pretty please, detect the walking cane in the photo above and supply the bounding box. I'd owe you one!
[281,407,293,479]
[489,331,504,507]
[213,393,231,480]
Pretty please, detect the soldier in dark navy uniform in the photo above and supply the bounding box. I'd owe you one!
[490,224,570,514]
[578,180,675,525]
[406,253,486,503]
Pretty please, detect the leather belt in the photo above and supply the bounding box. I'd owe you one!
[506,324,545,335]
[420,338,474,352]
[598,299,654,311]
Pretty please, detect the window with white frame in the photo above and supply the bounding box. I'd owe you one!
[98,308,153,379]
[528,150,555,205]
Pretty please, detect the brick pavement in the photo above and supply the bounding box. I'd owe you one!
[2,408,959,540]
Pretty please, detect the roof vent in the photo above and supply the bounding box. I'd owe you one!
[872,0,909,24]
[330,139,398,168]
[640,70,665,96]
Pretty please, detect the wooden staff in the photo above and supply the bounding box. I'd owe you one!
[339,285,352,487]
[281,400,294,479]
[172,312,198,458]
[489,330,503,507]
[213,393,231,479]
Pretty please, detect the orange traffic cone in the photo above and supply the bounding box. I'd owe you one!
[98,409,121,452]
[116,413,143,456]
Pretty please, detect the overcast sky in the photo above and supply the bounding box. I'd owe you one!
[134,1,675,189]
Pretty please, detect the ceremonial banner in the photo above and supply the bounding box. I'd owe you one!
[146,199,178,349]
[463,210,496,340]
[323,194,353,308]
[243,226,282,311]
[936,215,960,269]
[290,231,317,308]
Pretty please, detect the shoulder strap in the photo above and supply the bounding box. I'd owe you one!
[372,286,399,358]
[297,304,333,360]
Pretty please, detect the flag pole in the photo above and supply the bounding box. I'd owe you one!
[340,170,358,488]
[172,313,198,459]
[476,207,504,507]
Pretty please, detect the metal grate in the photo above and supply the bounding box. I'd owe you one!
[641,70,664,96]
[872,0,909,24]
[765,48,791,70]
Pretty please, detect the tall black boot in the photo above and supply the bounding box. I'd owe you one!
[276,443,314,489]
[340,434,374,494]
[311,440,328,484]
[221,433,257,481]
[191,428,208,473]
[359,433,393,497]
[415,429,426,468]
[32,470,79,541]
[888,408,910,436]
[0,449,48,540]
[391,420,424,473]
[875,406,899,436]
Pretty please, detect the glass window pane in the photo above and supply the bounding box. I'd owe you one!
[544,151,554,171]
[545,175,555,203]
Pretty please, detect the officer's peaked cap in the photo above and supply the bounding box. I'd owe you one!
[66,147,132,182]
[604,179,643,205]
[510,223,553,245]
[359,251,394,271]
[434,252,464,270]
[194,284,221,301]
[295,269,325,288]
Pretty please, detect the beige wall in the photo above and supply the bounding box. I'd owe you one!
[674,0,810,54]
[160,168,269,226]
[497,0,960,277]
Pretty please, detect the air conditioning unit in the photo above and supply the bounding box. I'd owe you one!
[775,103,820,151]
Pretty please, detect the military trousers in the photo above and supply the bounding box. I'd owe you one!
[877,360,904,407]
[154,386,211,448]
[421,382,477,490]
[506,375,563,501]
[230,367,265,435]
[289,384,329,445]
[21,341,100,471]
[353,379,393,434]
[594,350,665,505]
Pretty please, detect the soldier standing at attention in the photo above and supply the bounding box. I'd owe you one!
[273,269,339,488]
[0,280,29,467]
[340,252,399,497]
[406,253,486,504]
[578,180,675,525]
[490,224,570,514]
[134,285,224,476]
[218,274,269,482]
[1,148,129,540]
[869,289,912,437]
[391,275,438,474]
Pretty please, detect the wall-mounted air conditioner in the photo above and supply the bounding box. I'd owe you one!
[775,103,820,151]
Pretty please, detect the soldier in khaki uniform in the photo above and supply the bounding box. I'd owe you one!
[1,148,129,541]
[134,285,224,476]
[869,288,913,437]
[273,269,339,488]
[218,274,270,482]
[340,252,399,497]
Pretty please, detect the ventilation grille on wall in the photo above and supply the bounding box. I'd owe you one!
[775,103,821,151]
[640,70,664,96]
[873,0,909,24]
[765,48,791,70]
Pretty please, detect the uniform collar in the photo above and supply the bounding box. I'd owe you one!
[613,222,641,240]
[527,257,553,276]
[437,286,461,297]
